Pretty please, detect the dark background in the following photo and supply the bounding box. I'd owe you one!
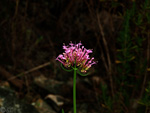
[0,0,150,113]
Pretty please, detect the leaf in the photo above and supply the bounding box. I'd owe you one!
[77,69,89,76]
[62,109,65,113]
[61,63,73,72]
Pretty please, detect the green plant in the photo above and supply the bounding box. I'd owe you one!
[101,83,112,111]
[115,1,150,112]
[56,42,97,113]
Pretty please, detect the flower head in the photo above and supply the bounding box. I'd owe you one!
[56,41,97,72]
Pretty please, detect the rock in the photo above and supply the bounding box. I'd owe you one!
[33,98,57,113]
[0,87,39,113]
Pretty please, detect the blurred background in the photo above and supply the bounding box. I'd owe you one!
[0,0,150,113]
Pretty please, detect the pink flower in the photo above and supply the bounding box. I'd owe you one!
[56,41,97,72]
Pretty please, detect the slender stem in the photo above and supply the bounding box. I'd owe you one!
[73,64,77,113]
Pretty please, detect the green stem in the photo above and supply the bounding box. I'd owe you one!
[73,64,77,113]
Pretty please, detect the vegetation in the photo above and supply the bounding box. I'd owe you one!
[0,0,150,113]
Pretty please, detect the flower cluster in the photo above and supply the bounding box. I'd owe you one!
[56,42,97,72]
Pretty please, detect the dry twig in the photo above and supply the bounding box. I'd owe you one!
[8,62,51,80]
[97,12,114,97]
